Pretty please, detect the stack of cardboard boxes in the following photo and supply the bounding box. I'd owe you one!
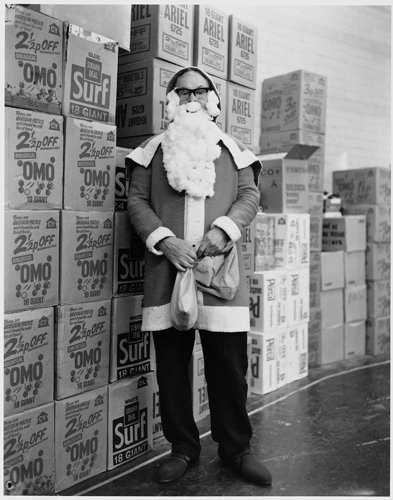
[333,167,391,356]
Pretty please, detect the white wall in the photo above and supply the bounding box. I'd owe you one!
[219,4,391,191]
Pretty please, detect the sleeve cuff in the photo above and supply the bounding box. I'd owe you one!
[211,216,242,242]
[146,227,176,255]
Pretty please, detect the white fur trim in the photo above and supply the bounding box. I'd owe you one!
[126,134,164,167]
[146,227,176,255]
[166,90,180,122]
[141,303,250,332]
[212,216,242,242]
[220,133,259,169]
[206,90,221,118]
[184,195,205,246]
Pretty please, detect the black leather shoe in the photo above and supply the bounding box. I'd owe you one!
[228,453,272,486]
[157,452,195,483]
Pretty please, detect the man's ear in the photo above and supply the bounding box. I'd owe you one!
[206,91,221,118]
[166,89,180,121]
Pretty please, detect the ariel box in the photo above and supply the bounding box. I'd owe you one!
[226,82,255,148]
[4,210,60,313]
[108,374,153,470]
[4,307,54,417]
[4,108,63,210]
[54,386,108,492]
[63,24,118,124]
[59,211,113,305]
[228,16,257,89]
[110,295,153,382]
[55,300,111,400]
[5,4,63,115]
[63,118,116,211]
[4,403,55,496]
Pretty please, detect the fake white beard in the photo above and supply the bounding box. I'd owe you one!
[162,102,222,199]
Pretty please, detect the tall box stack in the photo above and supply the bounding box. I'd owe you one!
[322,216,367,363]
[4,6,63,495]
[333,167,391,356]
[250,210,310,393]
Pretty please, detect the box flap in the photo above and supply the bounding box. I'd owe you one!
[286,144,320,160]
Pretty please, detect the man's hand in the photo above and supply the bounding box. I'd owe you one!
[197,227,230,259]
[158,237,197,271]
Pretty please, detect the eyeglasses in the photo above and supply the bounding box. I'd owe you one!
[174,87,210,100]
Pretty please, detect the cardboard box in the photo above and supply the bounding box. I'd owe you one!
[308,192,324,215]
[287,268,310,326]
[276,329,288,388]
[254,212,276,271]
[322,216,367,252]
[249,331,277,395]
[287,322,309,383]
[4,210,60,313]
[63,24,118,124]
[108,374,153,470]
[228,16,257,89]
[115,147,132,211]
[110,296,153,382]
[366,243,391,280]
[32,4,131,51]
[344,251,366,287]
[321,289,344,328]
[367,280,391,318]
[309,251,321,309]
[193,5,229,79]
[320,324,344,365]
[55,300,111,399]
[249,271,278,333]
[116,58,181,138]
[113,213,145,296]
[63,118,116,211]
[260,130,325,192]
[366,316,390,355]
[55,386,108,492]
[344,321,366,359]
[5,5,63,115]
[258,145,318,213]
[5,108,63,209]
[261,70,327,134]
[59,211,113,305]
[298,214,310,268]
[226,82,255,147]
[4,308,54,417]
[308,333,321,368]
[309,307,322,337]
[210,75,227,131]
[241,218,256,278]
[345,205,391,243]
[345,284,367,323]
[332,167,391,206]
[276,270,289,329]
[150,372,164,440]
[119,5,194,66]
[117,135,153,149]
[310,214,323,251]
[321,251,345,290]
[190,350,210,422]
[4,403,55,496]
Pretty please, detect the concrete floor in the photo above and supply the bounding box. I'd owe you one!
[63,354,390,497]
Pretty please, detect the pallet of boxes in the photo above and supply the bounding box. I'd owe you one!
[332,167,391,357]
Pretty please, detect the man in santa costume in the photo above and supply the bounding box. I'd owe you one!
[126,66,272,486]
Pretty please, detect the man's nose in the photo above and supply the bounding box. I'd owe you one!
[189,92,198,101]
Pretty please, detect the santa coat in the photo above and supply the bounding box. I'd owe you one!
[126,131,261,332]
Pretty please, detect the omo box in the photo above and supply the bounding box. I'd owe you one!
[55,300,111,399]
[4,108,63,209]
[54,386,108,492]
[108,374,153,470]
[119,5,194,66]
[332,167,391,206]
[5,4,63,115]
[193,5,229,79]
[4,210,59,313]
[113,212,145,296]
[4,307,54,417]
[63,118,116,211]
[116,58,181,138]
[4,403,55,496]
[59,211,113,304]
[228,15,257,89]
[63,23,118,124]
[110,296,153,382]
